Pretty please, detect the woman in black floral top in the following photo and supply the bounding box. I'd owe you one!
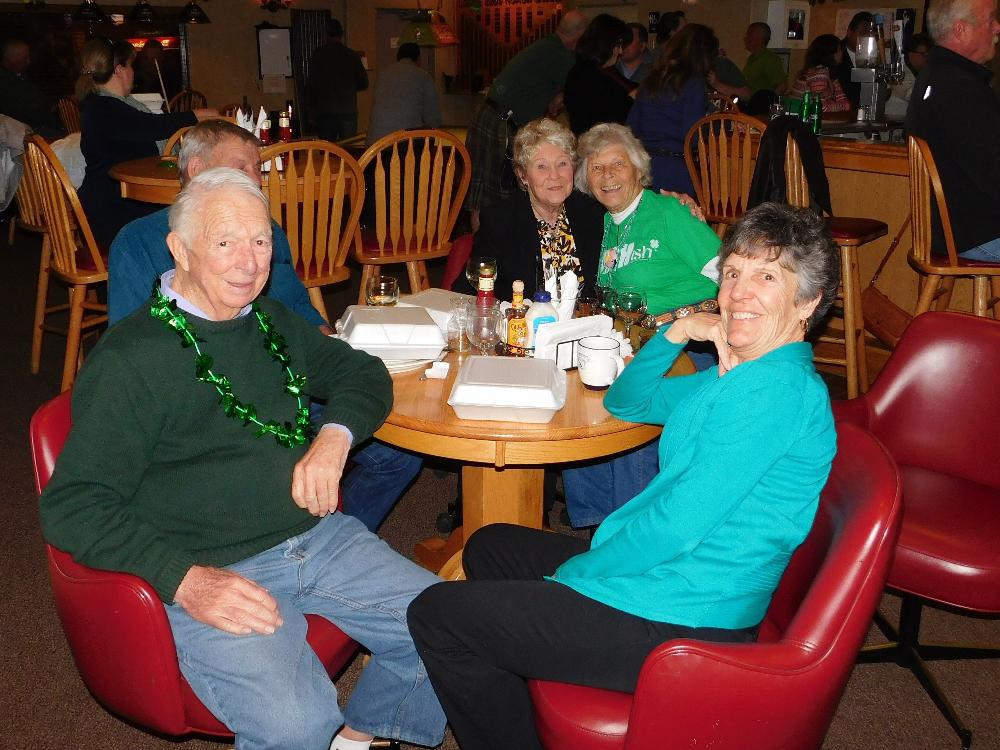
[461,118,605,302]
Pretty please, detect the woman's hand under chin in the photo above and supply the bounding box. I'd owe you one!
[663,312,741,375]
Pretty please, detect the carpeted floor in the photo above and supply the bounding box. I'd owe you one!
[2,218,998,750]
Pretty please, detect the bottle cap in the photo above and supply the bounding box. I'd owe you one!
[533,291,551,302]
[512,280,524,293]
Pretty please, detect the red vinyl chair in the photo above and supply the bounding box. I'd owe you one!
[528,421,902,750]
[30,391,359,739]
[834,311,1000,750]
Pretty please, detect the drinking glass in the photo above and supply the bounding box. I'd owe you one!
[466,306,504,356]
[446,297,472,353]
[596,286,618,318]
[575,287,598,318]
[616,288,647,341]
[366,276,399,306]
[465,256,498,289]
[887,56,906,85]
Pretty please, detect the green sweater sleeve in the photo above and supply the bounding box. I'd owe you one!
[39,349,197,601]
[556,369,806,580]
[604,331,717,425]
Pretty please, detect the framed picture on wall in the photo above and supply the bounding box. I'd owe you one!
[767,0,811,49]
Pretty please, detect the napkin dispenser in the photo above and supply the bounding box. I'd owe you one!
[533,315,631,369]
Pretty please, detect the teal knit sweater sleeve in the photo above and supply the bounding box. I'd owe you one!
[603,330,717,425]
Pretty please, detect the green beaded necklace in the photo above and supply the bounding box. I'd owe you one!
[149,285,313,447]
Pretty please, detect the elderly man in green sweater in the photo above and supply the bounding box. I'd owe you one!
[39,168,445,750]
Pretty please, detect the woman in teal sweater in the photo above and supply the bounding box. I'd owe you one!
[408,203,840,750]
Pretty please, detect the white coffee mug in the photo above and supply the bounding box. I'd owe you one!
[578,336,625,390]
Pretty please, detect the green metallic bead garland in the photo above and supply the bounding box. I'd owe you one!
[149,286,313,447]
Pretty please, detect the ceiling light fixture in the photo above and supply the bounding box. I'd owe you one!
[129,0,155,23]
[72,0,109,23]
[259,0,291,12]
[179,0,210,24]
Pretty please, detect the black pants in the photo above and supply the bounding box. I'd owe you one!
[407,524,755,750]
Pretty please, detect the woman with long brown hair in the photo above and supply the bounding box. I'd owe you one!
[76,37,214,249]
[626,23,719,195]
[789,34,851,115]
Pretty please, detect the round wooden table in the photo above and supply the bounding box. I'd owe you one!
[110,156,181,204]
[375,352,675,571]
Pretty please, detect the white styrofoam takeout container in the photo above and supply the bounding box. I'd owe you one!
[335,305,446,361]
[447,356,567,424]
[398,288,473,331]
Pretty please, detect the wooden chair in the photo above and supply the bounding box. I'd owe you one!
[259,140,364,323]
[7,147,47,247]
[684,113,765,237]
[354,129,472,303]
[907,135,1000,318]
[161,125,192,157]
[56,97,80,133]
[785,134,888,398]
[24,135,107,391]
[11,146,52,373]
[167,88,207,112]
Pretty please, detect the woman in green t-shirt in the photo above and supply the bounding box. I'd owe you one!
[576,122,721,323]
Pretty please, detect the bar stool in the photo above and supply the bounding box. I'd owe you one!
[785,134,887,397]
[907,135,1000,318]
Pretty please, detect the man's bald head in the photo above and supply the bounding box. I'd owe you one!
[558,10,589,48]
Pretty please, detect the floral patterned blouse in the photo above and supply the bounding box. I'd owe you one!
[536,206,585,291]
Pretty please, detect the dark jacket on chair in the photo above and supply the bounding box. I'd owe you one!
[747,115,831,215]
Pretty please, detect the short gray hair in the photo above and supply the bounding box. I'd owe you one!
[512,118,577,182]
[927,0,978,40]
[720,203,840,332]
[177,120,260,186]
[169,167,269,249]
[574,123,652,195]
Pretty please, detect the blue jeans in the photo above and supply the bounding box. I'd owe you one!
[342,440,423,532]
[165,513,446,750]
[959,237,1000,262]
[562,439,660,528]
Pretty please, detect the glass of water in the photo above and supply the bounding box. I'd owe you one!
[366,276,399,306]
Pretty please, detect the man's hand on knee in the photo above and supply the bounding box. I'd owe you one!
[291,428,351,517]
[174,565,282,635]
